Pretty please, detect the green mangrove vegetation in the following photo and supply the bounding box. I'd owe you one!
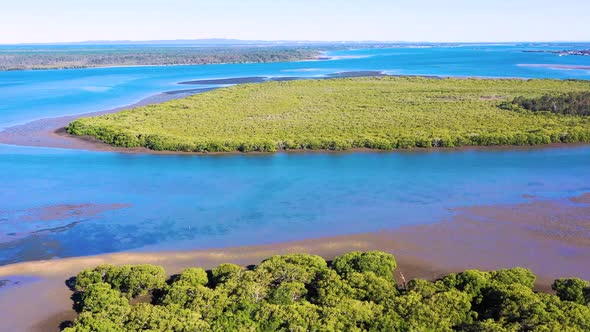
[63,251,590,331]
[66,77,590,153]
[502,91,590,116]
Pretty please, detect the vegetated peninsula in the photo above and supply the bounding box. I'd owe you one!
[66,76,590,153]
[0,45,322,71]
[62,251,590,331]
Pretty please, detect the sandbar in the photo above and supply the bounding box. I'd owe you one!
[518,63,590,70]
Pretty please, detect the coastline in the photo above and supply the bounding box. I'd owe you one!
[0,53,326,72]
[1,192,589,331]
[0,90,206,153]
[2,115,588,156]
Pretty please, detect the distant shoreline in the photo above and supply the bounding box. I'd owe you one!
[0,46,325,71]
[523,49,590,57]
[0,56,330,73]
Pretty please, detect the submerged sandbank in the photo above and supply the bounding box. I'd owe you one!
[0,192,589,331]
[0,203,132,245]
[518,63,590,71]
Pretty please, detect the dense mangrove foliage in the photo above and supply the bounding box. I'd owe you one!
[66,77,590,153]
[502,91,590,116]
[63,251,590,331]
[0,45,320,70]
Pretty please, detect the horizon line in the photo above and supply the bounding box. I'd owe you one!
[2,38,590,46]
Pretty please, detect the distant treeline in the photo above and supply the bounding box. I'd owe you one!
[0,46,321,70]
[523,49,590,56]
[502,92,590,116]
[62,251,590,331]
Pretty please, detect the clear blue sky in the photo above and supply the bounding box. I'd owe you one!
[1,0,588,43]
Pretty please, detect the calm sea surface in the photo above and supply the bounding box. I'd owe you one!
[1,44,590,264]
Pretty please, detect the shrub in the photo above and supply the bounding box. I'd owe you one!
[504,92,590,116]
[177,268,209,287]
[552,278,590,304]
[75,264,166,298]
[331,251,397,280]
[65,251,590,331]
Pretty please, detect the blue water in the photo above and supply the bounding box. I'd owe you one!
[1,44,590,265]
[2,43,590,128]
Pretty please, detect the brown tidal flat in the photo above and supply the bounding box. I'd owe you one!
[0,193,589,331]
[0,92,198,153]
[570,192,590,204]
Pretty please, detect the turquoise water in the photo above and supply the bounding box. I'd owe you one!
[2,43,590,128]
[1,44,590,265]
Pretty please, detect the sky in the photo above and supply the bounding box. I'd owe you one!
[1,0,589,44]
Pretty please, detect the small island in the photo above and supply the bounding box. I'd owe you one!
[523,49,590,57]
[66,76,590,153]
[557,49,590,56]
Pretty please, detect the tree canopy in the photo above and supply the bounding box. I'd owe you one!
[502,91,590,116]
[64,251,590,331]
